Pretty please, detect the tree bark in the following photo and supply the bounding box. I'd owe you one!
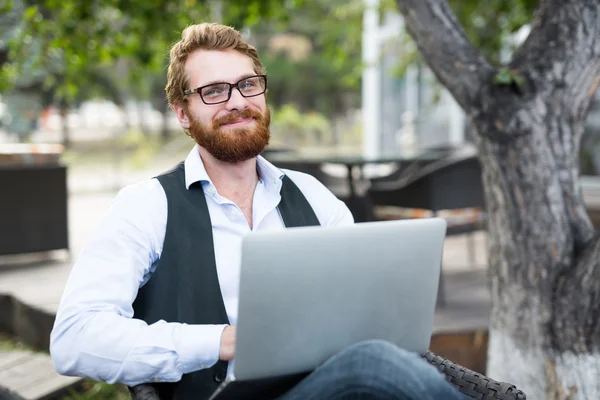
[397,0,600,398]
[395,0,495,110]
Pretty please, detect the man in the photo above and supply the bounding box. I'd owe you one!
[50,23,466,400]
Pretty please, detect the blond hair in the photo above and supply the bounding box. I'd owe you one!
[165,23,265,109]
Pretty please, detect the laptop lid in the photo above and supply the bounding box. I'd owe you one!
[232,217,447,381]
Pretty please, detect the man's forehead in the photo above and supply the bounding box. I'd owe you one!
[185,49,255,88]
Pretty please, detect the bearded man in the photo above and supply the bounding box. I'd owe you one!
[50,22,467,400]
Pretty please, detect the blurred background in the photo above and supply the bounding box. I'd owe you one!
[1,0,596,194]
[1,0,600,398]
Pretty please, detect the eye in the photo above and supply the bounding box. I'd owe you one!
[202,84,228,98]
[204,89,220,96]
[240,80,256,90]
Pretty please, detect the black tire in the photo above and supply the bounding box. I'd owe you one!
[0,386,25,400]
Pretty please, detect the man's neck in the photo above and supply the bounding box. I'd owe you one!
[197,146,259,201]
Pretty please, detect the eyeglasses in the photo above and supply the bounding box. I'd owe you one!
[183,75,267,105]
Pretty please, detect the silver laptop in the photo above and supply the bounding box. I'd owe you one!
[209,217,446,399]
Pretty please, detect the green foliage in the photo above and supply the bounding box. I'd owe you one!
[0,333,33,351]
[0,0,539,119]
[445,0,536,66]
[119,130,165,169]
[63,380,130,400]
[386,0,537,79]
[383,0,536,103]
[0,0,303,94]
[256,0,364,114]
[2,0,366,121]
[448,0,537,65]
[493,66,525,89]
[271,104,332,146]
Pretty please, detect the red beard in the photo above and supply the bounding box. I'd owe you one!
[188,108,271,163]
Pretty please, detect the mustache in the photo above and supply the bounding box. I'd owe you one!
[214,109,263,127]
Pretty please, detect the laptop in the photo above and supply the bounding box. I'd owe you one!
[209,217,447,399]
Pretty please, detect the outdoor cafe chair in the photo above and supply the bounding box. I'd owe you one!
[366,145,485,234]
[366,145,486,305]
[128,351,527,399]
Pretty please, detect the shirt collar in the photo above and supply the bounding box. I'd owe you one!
[184,145,211,189]
[256,154,285,192]
[183,145,285,193]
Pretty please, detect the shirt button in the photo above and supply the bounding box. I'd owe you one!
[214,371,226,382]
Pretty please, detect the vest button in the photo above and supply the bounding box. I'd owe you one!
[214,371,226,382]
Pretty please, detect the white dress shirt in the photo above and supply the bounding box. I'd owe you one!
[50,146,354,386]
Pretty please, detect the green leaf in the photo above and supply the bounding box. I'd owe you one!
[23,5,38,20]
[0,0,13,13]
[493,66,513,85]
[493,66,525,89]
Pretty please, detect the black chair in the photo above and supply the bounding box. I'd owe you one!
[0,164,69,256]
[366,145,486,305]
[267,160,358,210]
[367,153,485,237]
[129,352,526,400]
[367,145,484,214]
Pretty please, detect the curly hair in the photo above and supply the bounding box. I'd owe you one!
[165,23,265,109]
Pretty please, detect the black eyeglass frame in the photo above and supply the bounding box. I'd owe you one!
[183,74,268,105]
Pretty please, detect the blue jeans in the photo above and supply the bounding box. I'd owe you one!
[277,340,467,400]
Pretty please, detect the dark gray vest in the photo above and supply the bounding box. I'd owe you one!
[132,162,320,400]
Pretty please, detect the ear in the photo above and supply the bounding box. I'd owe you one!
[173,104,191,129]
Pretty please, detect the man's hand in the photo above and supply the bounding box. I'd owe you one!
[219,325,236,361]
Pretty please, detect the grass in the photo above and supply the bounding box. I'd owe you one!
[60,129,167,171]
[62,381,130,400]
[0,332,32,352]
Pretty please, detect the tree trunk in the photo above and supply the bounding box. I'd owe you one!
[396,0,600,398]
[473,99,600,399]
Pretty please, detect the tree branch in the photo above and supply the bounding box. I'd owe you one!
[511,0,600,118]
[395,0,494,110]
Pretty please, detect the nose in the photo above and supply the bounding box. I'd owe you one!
[225,87,249,111]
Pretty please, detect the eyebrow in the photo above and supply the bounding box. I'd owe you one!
[196,74,257,88]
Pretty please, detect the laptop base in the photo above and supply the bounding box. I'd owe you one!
[208,372,309,400]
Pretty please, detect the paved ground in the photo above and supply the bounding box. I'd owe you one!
[0,349,82,399]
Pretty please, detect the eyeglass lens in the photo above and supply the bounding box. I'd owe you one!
[201,76,266,104]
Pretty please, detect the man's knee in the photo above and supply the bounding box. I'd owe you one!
[330,340,427,378]
[281,340,462,400]
[317,340,451,398]
[338,339,422,366]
